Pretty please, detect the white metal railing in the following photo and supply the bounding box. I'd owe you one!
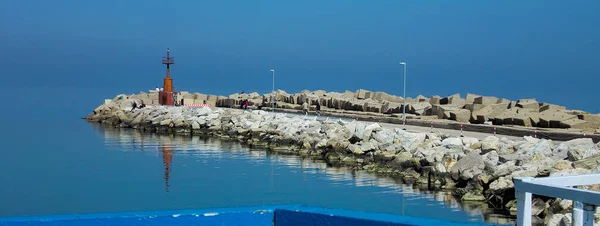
[514,174,600,226]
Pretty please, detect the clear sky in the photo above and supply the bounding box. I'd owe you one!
[1,0,599,113]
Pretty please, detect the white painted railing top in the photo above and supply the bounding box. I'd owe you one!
[514,174,600,226]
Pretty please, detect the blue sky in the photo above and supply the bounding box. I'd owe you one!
[1,0,599,113]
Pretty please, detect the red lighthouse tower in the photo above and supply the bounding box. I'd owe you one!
[159,48,175,106]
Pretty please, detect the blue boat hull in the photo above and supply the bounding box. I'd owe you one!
[0,205,506,226]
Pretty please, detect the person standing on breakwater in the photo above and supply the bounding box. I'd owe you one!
[302,100,309,115]
[315,101,321,116]
[131,101,138,112]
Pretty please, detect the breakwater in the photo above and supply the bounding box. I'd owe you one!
[86,95,600,224]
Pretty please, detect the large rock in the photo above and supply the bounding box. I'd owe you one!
[539,103,566,112]
[549,168,592,177]
[566,142,600,162]
[408,102,432,115]
[449,109,471,123]
[382,101,403,114]
[538,110,578,128]
[492,109,518,125]
[471,104,509,124]
[547,213,572,226]
[512,110,540,127]
[449,152,485,181]
[516,98,539,111]
[581,113,600,122]
[573,154,600,170]
[482,151,500,170]
[355,89,371,99]
[440,93,466,107]
[465,93,481,104]
[366,92,402,103]
[560,118,597,129]
[364,100,383,113]
[461,137,480,147]
[464,103,486,112]
[488,176,514,192]
[531,198,548,216]
[442,137,463,149]
[431,105,460,119]
[399,132,426,153]
[553,138,597,161]
[429,95,441,105]
[473,96,499,105]
[481,136,500,154]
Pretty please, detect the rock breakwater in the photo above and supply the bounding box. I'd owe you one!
[87,95,600,224]
[126,89,600,134]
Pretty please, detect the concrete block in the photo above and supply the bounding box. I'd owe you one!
[193,99,206,105]
[355,89,371,99]
[559,118,588,129]
[471,104,509,124]
[449,109,471,123]
[581,114,600,122]
[432,105,460,119]
[182,98,195,105]
[473,96,499,105]
[415,95,428,103]
[492,109,518,125]
[364,101,383,113]
[465,104,486,112]
[408,102,432,115]
[440,93,464,106]
[465,93,482,104]
[538,111,577,128]
[382,102,403,114]
[429,95,442,105]
[148,93,159,102]
[516,99,539,111]
[539,103,566,112]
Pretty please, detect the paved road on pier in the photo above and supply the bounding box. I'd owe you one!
[273,111,524,142]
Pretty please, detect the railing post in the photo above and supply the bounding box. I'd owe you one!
[516,190,532,226]
[583,204,595,226]
[514,177,534,226]
[573,201,584,226]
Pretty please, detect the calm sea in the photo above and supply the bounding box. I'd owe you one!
[0,87,512,224]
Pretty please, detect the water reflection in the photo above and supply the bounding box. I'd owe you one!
[90,123,515,225]
[162,145,172,192]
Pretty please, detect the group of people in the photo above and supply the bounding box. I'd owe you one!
[130,101,147,112]
[240,99,249,110]
[237,90,321,115]
[302,100,321,116]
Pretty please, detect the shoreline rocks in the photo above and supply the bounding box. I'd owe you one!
[87,95,600,224]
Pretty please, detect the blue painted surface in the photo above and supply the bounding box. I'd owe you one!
[0,205,508,226]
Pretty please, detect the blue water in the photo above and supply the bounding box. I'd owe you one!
[0,87,508,224]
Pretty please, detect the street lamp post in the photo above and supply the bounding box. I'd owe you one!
[270,69,275,112]
[400,62,407,130]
